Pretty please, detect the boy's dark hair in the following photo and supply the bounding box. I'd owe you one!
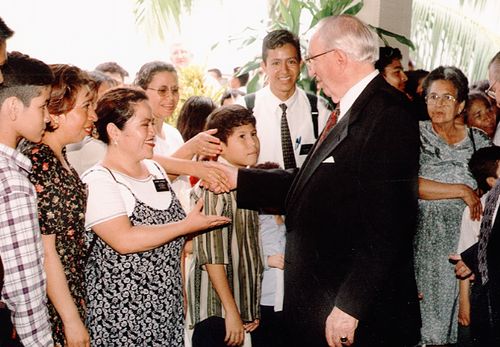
[205,104,256,144]
[134,61,177,90]
[95,62,129,78]
[0,17,14,40]
[262,29,301,63]
[375,46,403,72]
[469,146,500,192]
[0,51,54,106]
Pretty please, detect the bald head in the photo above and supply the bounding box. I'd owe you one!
[313,15,379,64]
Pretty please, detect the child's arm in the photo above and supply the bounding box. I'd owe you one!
[205,264,245,346]
[458,278,471,326]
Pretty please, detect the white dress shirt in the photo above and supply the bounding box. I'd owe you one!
[239,85,330,168]
[338,70,379,122]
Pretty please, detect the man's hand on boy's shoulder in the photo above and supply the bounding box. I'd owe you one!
[200,161,238,193]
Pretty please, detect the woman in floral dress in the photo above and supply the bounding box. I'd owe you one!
[20,64,96,346]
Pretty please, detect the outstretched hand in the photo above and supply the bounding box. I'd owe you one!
[185,199,230,234]
[200,161,238,193]
[187,129,222,158]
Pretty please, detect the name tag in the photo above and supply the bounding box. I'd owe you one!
[300,144,313,155]
[153,179,170,192]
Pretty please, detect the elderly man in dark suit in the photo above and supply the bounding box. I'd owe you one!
[218,15,421,347]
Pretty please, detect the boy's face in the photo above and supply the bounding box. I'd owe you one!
[220,123,260,168]
[16,86,51,144]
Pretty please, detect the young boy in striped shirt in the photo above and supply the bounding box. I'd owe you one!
[188,105,263,347]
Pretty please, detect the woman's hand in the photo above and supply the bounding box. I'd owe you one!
[268,254,285,270]
[459,184,482,221]
[185,199,230,234]
[196,161,231,193]
[243,319,260,333]
[224,311,245,346]
[186,129,222,158]
[63,318,90,347]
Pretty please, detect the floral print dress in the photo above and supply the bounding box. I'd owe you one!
[20,141,87,347]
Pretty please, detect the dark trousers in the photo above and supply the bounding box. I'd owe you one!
[0,305,22,347]
[251,305,287,347]
[192,316,258,347]
[469,282,500,346]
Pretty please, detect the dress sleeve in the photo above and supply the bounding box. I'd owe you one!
[193,188,230,266]
[81,168,128,229]
[25,146,64,235]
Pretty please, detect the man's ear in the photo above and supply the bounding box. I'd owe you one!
[486,176,497,189]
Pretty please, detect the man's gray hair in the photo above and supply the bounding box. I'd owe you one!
[315,15,379,64]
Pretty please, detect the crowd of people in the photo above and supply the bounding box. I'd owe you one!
[1,12,500,347]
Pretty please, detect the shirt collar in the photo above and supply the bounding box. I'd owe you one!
[264,84,299,109]
[339,70,379,120]
[0,142,32,174]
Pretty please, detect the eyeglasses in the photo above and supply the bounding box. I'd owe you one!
[147,86,179,97]
[304,48,336,65]
[486,81,497,100]
[425,93,458,105]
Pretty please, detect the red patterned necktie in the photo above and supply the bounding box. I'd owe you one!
[317,105,340,146]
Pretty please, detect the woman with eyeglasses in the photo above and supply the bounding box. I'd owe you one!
[413,66,491,347]
[19,64,97,347]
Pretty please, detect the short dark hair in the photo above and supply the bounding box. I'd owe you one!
[404,69,429,97]
[0,17,14,40]
[220,88,246,106]
[469,146,500,192]
[262,29,301,63]
[205,104,256,144]
[46,64,94,131]
[0,51,54,106]
[89,70,119,91]
[177,96,217,141]
[208,68,222,79]
[95,62,129,78]
[375,46,403,72]
[422,66,469,103]
[95,87,148,144]
[134,61,177,89]
[233,67,249,87]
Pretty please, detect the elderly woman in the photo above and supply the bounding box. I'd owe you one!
[464,91,496,139]
[19,64,97,347]
[414,66,491,346]
[82,87,229,346]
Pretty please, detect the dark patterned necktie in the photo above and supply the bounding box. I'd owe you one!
[279,103,297,169]
[478,180,500,284]
[317,105,340,147]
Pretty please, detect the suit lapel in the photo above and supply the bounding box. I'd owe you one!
[286,74,387,209]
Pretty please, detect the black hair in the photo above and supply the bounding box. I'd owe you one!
[205,104,256,144]
[469,146,500,192]
[95,87,148,144]
[177,95,217,141]
[220,88,246,106]
[233,67,249,87]
[0,51,54,106]
[405,69,429,98]
[134,61,177,90]
[464,91,492,121]
[262,29,301,63]
[422,66,469,103]
[0,17,14,40]
[375,46,403,72]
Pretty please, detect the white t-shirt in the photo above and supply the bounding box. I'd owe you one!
[154,123,185,157]
[82,160,177,230]
[238,85,330,168]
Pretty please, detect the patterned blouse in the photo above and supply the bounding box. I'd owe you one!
[20,141,87,347]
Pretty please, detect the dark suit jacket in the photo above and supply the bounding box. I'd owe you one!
[238,75,421,346]
[461,206,500,344]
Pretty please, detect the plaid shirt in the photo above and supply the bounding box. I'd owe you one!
[0,143,53,346]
